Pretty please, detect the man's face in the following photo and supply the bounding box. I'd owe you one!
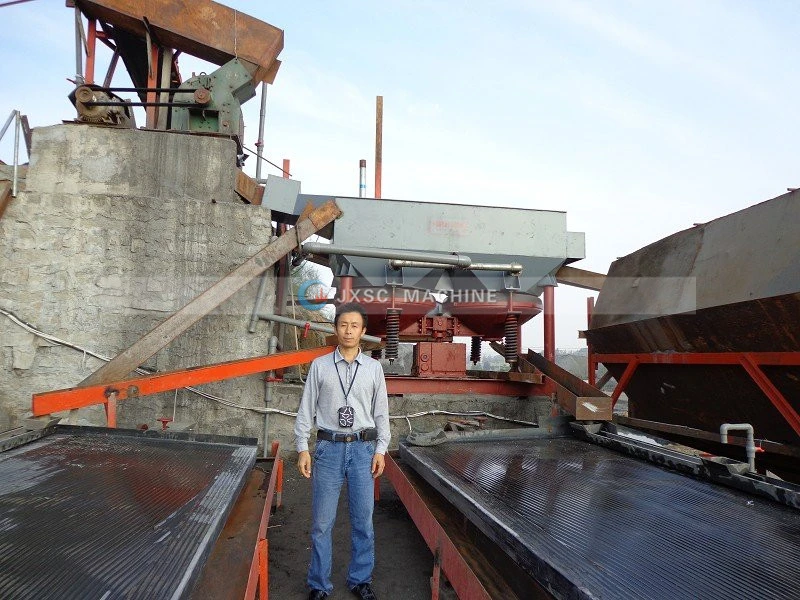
[335,311,366,349]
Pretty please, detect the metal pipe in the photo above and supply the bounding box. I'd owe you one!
[389,259,523,273]
[275,223,289,347]
[303,242,472,268]
[587,296,596,387]
[375,96,383,199]
[262,334,278,458]
[74,6,84,84]
[0,110,15,142]
[249,233,280,333]
[102,50,120,88]
[359,159,367,197]
[543,285,555,363]
[12,111,19,198]
[257,312,381,343]
[255,82,267,181]
[249,269,274,332]
[720,423,757,472]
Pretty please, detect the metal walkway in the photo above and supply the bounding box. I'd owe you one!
[401,436,800,600]
[0,427,256,600]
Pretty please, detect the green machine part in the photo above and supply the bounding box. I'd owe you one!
[170,58,256,137]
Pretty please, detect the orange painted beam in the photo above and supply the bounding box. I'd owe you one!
[32,345,334,416]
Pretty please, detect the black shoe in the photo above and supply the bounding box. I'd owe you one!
[308,590,328,600]
[350,582,377,600]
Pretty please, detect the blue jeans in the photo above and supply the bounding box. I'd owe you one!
[308,438,376,593]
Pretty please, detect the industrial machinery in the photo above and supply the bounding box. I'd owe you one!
[586,191,800,480]
[261,175,586,392]
[70,84,135,127]
[0,425,283,600]
[390,421,800,600]
[169,58,256,137]
[66,0,282,133]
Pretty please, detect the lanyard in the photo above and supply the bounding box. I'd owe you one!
[334,354,360,406]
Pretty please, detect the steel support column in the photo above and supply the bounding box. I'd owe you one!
[543,285,555,363]
[586,297,595,386]
[85,18,97,84]
[145,43,160,128]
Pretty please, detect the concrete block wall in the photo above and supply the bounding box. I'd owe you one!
[0,125,275,442]
[263,384,552,454]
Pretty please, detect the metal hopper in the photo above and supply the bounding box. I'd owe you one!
[586,191,800,454]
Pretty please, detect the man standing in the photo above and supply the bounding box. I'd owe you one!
[294,302,390,600]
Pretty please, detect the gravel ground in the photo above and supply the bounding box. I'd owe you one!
[267,455,458,600]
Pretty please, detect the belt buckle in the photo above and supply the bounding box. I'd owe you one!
[345,434,353,442]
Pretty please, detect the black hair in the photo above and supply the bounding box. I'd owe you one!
[334,302,368,328]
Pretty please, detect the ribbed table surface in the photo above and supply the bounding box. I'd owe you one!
[402,437,800,600]
[0,430,256,600]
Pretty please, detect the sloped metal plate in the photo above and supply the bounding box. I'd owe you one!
[401,437,800,600]
[0,427,256,599]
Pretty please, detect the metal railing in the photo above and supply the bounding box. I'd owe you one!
[0,109,22,197]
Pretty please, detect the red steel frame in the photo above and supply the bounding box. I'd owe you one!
[85,17,97,84]
[32,345,336,426]
[384,454,493,600]
[588,350,800,437]
[244,441,284,600]
[543,285,555,363]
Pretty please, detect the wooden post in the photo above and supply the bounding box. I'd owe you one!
[79,200,341,387]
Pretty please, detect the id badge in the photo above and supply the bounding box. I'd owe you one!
[338,406,355,428]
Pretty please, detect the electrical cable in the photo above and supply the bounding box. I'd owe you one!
[241,145,290,177]
[1,307,538,427]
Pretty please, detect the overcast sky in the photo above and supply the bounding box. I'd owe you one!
[2,1,798,350]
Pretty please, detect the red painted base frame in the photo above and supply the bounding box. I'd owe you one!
[588,350,800,437]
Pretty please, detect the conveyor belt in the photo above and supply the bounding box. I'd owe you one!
[401,437,800,600]
[0,427,256,600]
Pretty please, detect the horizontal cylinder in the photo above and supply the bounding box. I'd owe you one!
[389,259,523,273]
[303,242,472,268]
[257,312,382,343]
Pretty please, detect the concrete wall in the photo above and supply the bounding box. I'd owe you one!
[26,125,238,203]
[261,383,552,454]
[0,124,275,442]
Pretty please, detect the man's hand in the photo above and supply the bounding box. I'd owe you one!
[298,450,311,478]
[371,453,385,479]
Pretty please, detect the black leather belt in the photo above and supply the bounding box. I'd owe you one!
[317,428,377,443]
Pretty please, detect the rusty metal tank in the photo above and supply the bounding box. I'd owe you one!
[586,191,800,446]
